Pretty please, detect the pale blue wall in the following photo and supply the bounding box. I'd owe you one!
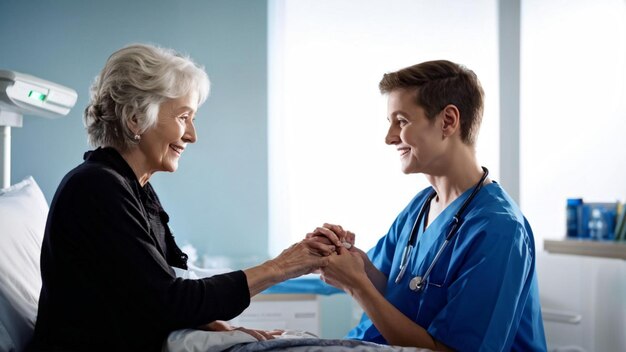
[0,0,269,261]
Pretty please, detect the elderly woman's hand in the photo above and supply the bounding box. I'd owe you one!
[198,320,283,341]
[245,238,330,296]
[265,238,332,282]
[306,223,356,255]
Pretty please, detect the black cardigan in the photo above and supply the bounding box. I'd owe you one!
[31,147,250,351]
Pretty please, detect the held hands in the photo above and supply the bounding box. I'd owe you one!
[320,246,369,294]
[265,238,332,282]
[306,223,355,251]
[306,223,370,295]
[244,238,332,297]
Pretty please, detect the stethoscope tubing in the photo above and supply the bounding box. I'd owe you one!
[395,167,489,291]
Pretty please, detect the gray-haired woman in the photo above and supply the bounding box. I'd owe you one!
[30,44,331,352]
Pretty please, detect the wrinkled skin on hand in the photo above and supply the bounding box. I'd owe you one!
[266,238,332,281]
[304,223,371,288]
[306,223,355,253]
[198,320,283,341]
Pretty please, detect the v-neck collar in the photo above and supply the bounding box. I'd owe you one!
[411,185,480,272]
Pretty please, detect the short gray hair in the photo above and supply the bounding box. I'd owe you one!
[84,43,210,151]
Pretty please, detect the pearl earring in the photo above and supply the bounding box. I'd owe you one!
[134,134,141,141]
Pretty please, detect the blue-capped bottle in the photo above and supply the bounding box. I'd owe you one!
[566,198,583,238]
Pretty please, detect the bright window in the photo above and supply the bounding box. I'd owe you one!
[268,0,500,254]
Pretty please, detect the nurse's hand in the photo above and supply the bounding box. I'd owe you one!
[319,246,369,295]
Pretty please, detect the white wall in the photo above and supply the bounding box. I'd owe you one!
[521,1,626,351]
[520,0,626,245]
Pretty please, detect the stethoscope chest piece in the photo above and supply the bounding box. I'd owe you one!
[409,276,424,291]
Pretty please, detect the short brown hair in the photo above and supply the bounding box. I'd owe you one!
[379,60,484,145]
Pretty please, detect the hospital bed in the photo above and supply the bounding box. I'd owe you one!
[0,176,429,352]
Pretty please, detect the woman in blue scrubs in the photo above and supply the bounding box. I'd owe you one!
[310,60,547,351]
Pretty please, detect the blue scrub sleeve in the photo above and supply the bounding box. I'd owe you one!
[427,219,533,351]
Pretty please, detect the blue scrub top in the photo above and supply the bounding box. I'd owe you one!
[345,182,547,351]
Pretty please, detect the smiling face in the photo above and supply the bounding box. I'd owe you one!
[384,89,443,175]
[137,91,199,174]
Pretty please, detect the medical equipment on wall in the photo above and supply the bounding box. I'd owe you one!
[395,166,489,292]
[0,70,77,188]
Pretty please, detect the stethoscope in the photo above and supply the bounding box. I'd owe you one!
[394,167,489,292]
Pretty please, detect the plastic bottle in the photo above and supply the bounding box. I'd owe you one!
[588,208,608,240]
[566,198,583,237]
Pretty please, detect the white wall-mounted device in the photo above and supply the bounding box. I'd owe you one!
[0,70,78,188]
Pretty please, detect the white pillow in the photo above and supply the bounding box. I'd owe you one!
[0,176,48,351]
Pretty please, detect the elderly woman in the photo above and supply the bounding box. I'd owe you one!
[309,61,547,351]
[30,44,329,351]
